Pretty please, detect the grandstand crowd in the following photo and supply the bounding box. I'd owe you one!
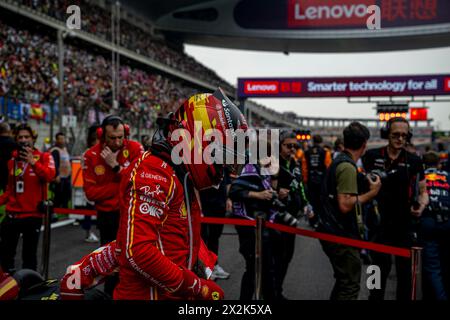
[12,0,234,93]
[0,18,199,128]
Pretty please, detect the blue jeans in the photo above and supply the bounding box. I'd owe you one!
[420,216,450,301]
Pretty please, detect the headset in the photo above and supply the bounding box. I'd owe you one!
[380,117,413,141]
[96,115,130,141]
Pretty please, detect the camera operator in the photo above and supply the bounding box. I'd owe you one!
[49,132,71,209]
[229,139,277,300]
[318,122,381,300]
[420,151,450,300]
[0,124,56,273]
[272,130,313,300]
[362,117,429,300]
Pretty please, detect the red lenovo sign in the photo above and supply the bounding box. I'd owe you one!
[287,0,375,27]
[244,81,279,94]
[445,78,450,92]
[243,81,303,95]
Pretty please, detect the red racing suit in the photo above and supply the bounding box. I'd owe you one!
[60,241,119,300]
[0,149,55,218]
[114,151,206,300]
[82,140,143,212]
[60,238,217,300]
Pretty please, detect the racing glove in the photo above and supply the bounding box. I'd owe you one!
[177,268,224,300]
[60,241,118,300]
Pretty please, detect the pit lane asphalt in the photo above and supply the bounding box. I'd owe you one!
[20,221,396,300]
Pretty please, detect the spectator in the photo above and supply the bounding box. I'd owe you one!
[305,135,331,227]
[0,19,197,126]
[362,117,429,300]
[49,132,72,209]
[294,143,308,182]
[420,151,450,300]
[0,123,55,273]
[4,1,234,92]
[333,137,344,160]
[317,122,381,300]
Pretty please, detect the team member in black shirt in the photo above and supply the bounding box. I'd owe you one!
[363,117,429,300]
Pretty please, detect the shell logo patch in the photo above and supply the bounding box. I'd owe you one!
[201,286,209,298]
[123,149,129,158]
[94,165,105,175]
[179,201,187,219]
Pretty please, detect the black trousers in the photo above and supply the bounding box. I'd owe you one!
[368,231,412,301]
[97,210,120,245]
[0,215,42,273]
[235,224,275,301]
[307,182,322,226]
[52,177,72,208]
[201,210,225,257]
[271,230,296,298]
[97,210,120,297]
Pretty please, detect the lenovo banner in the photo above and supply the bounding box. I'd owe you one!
[287,0,375,28]
[235,0,450,29]
[238,75,450,98]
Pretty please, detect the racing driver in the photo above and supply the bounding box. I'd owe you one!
[112,88,248,300]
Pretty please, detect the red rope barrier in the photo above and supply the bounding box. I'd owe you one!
[53,208,97,216]
[52,207,411,258]
[201,216,256,227]
[266,222,411,258]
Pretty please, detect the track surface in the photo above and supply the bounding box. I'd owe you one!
[15,222,396,300]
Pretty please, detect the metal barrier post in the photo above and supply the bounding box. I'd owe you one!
[410,246,423,300]
[41,200,53,280]
[255,213,265,300]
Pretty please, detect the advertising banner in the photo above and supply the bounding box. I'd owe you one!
[235,0,450,30]
[238,75,450,98]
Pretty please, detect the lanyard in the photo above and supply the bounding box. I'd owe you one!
[14,161,29,179]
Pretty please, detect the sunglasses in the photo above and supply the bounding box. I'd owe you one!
[283,143,297,149]
[390,132,409,140]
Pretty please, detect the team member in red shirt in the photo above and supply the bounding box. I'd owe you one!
[113,88,247,300]
[0,124,55,273]
[82,115,143,295]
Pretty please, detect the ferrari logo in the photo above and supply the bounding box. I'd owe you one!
[212,291,220,300]
[123,149,129,158]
